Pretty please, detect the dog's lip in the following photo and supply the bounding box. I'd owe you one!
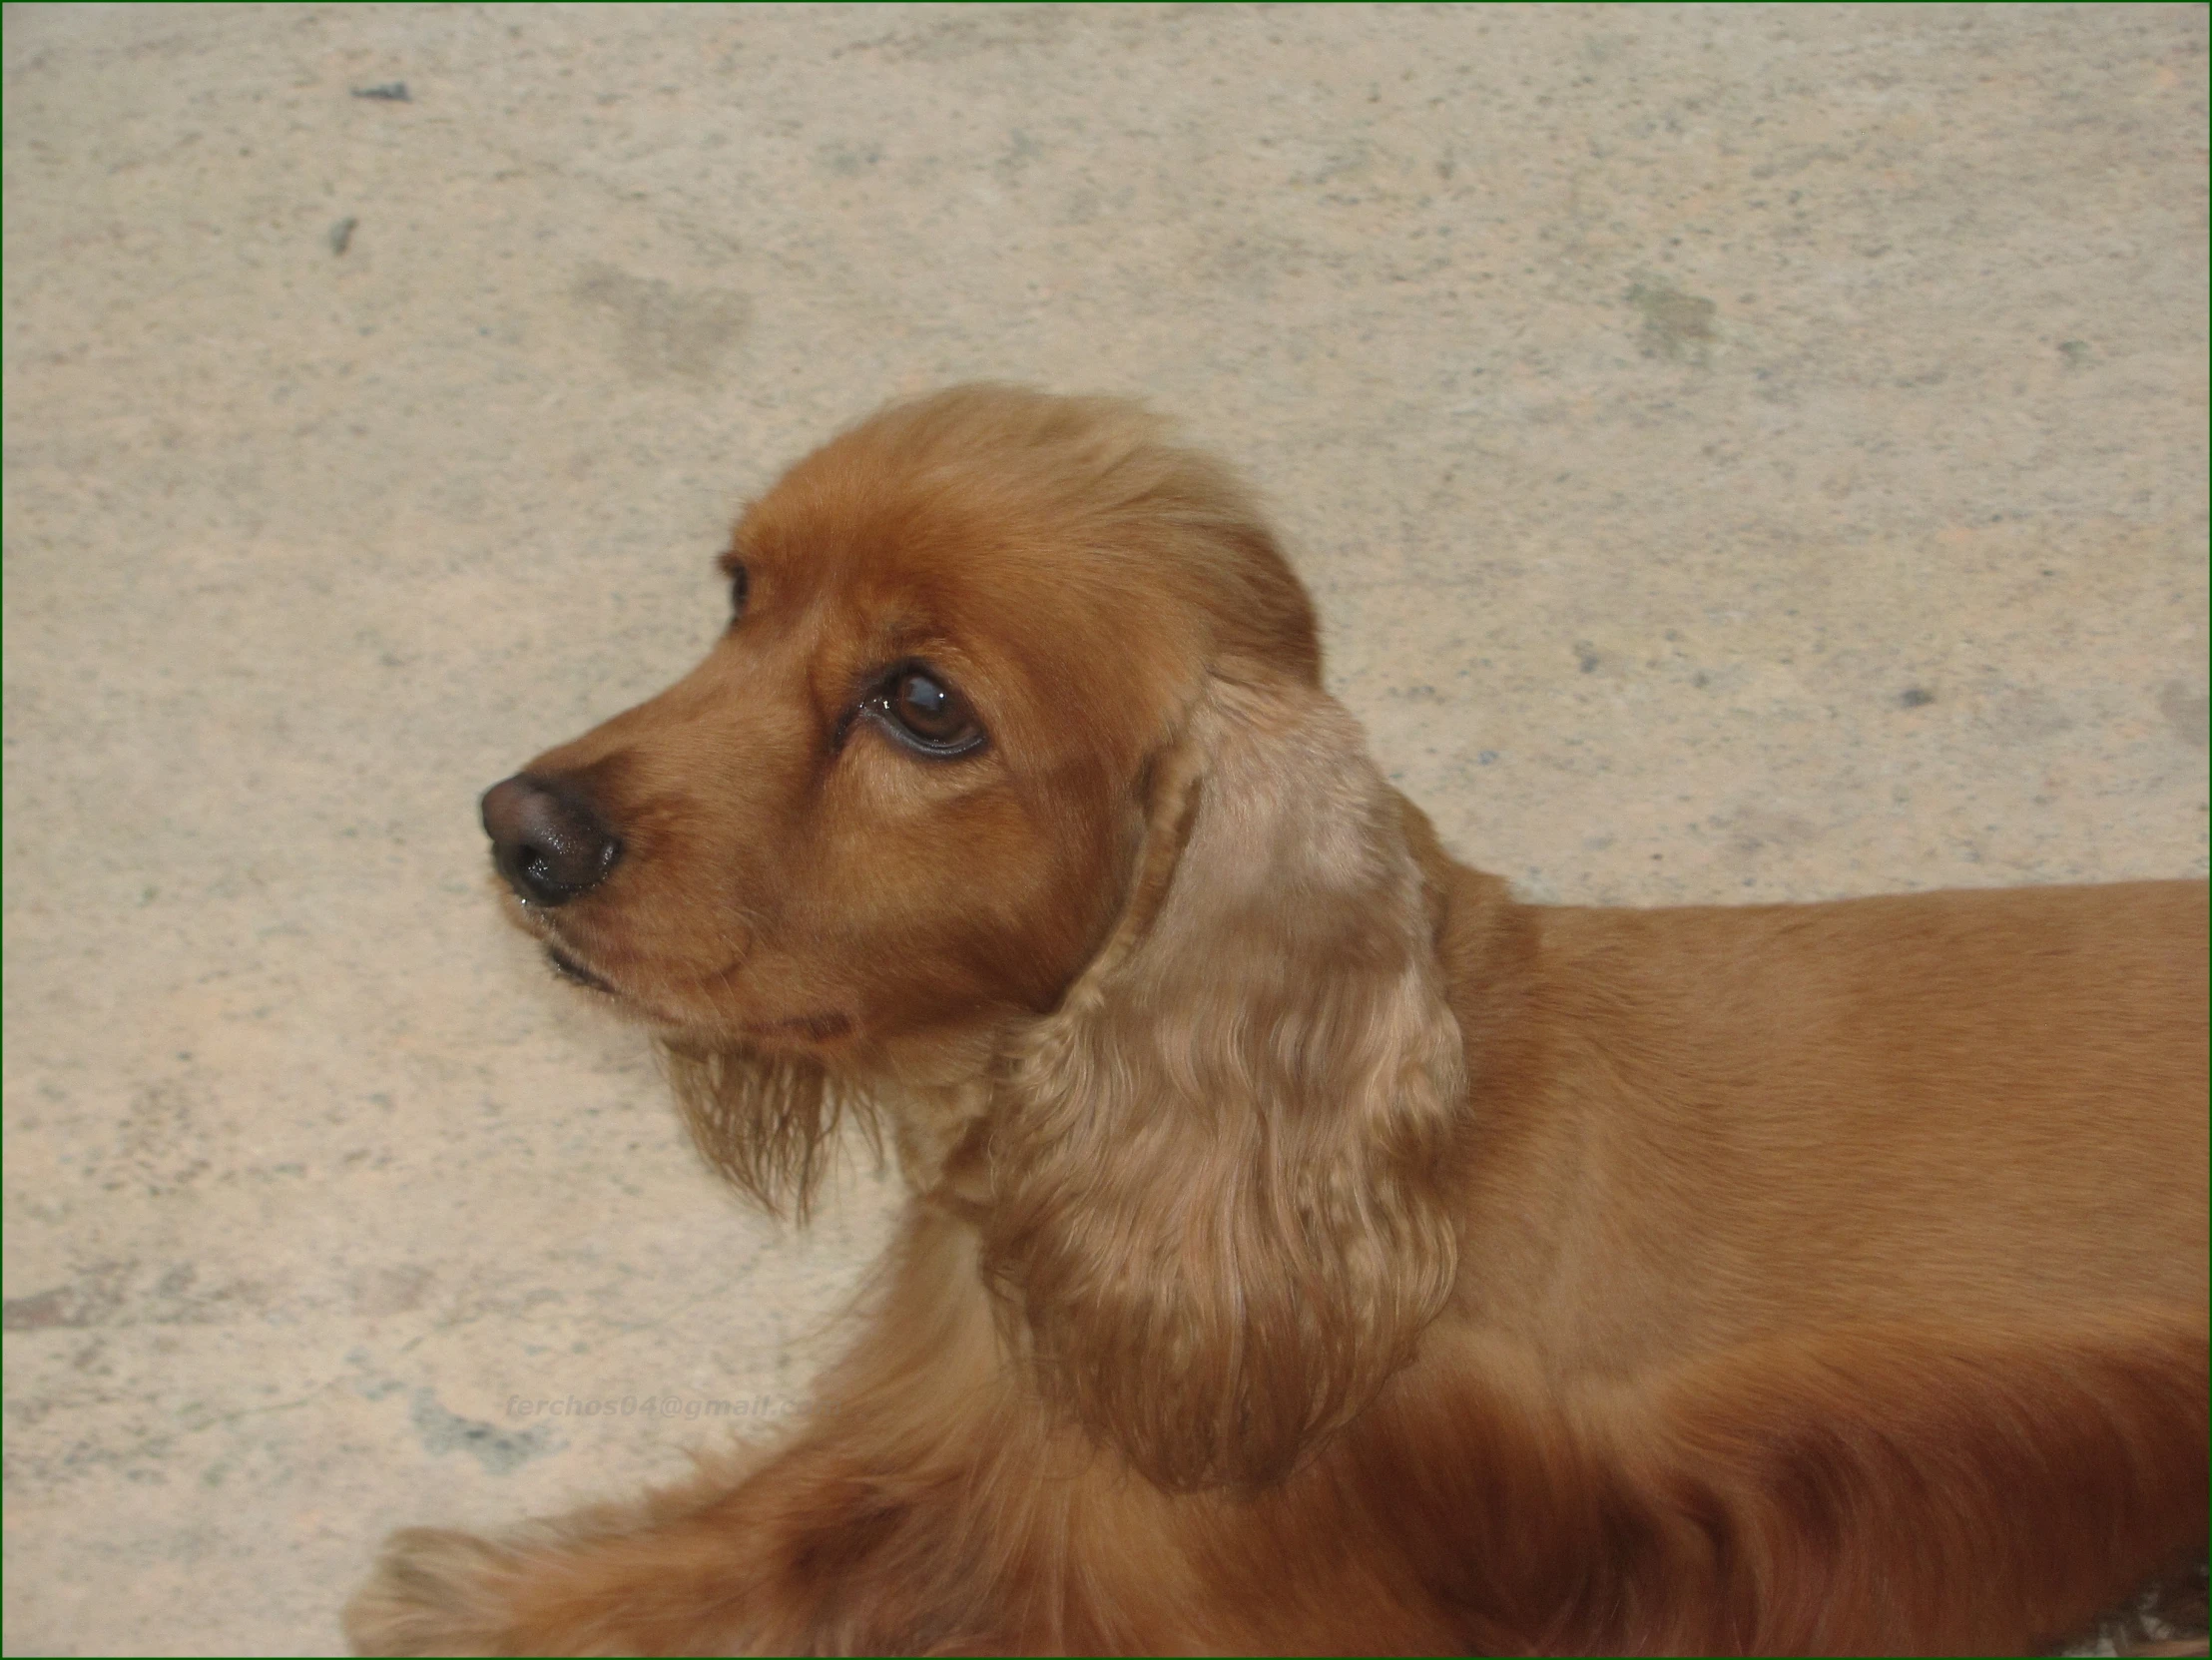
[525,928,820,1031]
[544,942,618,994]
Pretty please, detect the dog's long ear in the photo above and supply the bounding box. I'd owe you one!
[981,676,1463,1490]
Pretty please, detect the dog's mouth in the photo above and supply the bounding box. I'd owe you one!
[545,942,618,994]
[528,924,843,1044]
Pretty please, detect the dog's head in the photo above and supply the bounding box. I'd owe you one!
[484,386,1319,1053]
[483,385,1460,1486]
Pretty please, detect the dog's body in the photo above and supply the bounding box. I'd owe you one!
[349,387,2207,1655]
[1444,874,2204,1370]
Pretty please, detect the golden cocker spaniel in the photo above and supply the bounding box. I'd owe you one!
[348,385,2208,1655]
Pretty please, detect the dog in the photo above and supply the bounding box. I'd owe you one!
[347,385,2208,1655]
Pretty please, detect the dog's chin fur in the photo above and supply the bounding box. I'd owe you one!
[353,385,2209,1657]
[660,1038,875,1224]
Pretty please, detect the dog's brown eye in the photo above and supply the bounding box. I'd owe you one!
[882,668,983,756]
[729,564,750,619]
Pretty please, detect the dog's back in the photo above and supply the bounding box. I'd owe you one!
[1435,874,2208,1372]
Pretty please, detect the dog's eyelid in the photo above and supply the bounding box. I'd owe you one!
[853,659,989,759]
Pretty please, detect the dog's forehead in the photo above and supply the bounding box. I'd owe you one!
[735,458,1205,707]
[727,386,1320,703]
[740,465,1167,610]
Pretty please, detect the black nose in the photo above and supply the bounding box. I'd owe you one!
[481,774,623,906]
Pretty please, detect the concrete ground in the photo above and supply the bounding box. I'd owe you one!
[3,4,2205,1653]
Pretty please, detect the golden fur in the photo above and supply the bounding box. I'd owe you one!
[348,385,2209,1655]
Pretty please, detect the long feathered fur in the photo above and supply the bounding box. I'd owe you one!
[982,675,1464,1489]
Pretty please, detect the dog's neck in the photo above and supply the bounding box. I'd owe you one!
[1386,788,1547,1157]
[824,1019,999,1205]
[889,1075,993,1203]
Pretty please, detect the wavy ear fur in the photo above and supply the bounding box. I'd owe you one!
[982,675,1464,1490]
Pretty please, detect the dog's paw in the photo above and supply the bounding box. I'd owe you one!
[342,1526,528,1657]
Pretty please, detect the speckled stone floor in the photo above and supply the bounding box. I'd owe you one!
[3,5,2205,1653]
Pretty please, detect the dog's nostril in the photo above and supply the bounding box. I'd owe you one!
[481,774,623,906]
